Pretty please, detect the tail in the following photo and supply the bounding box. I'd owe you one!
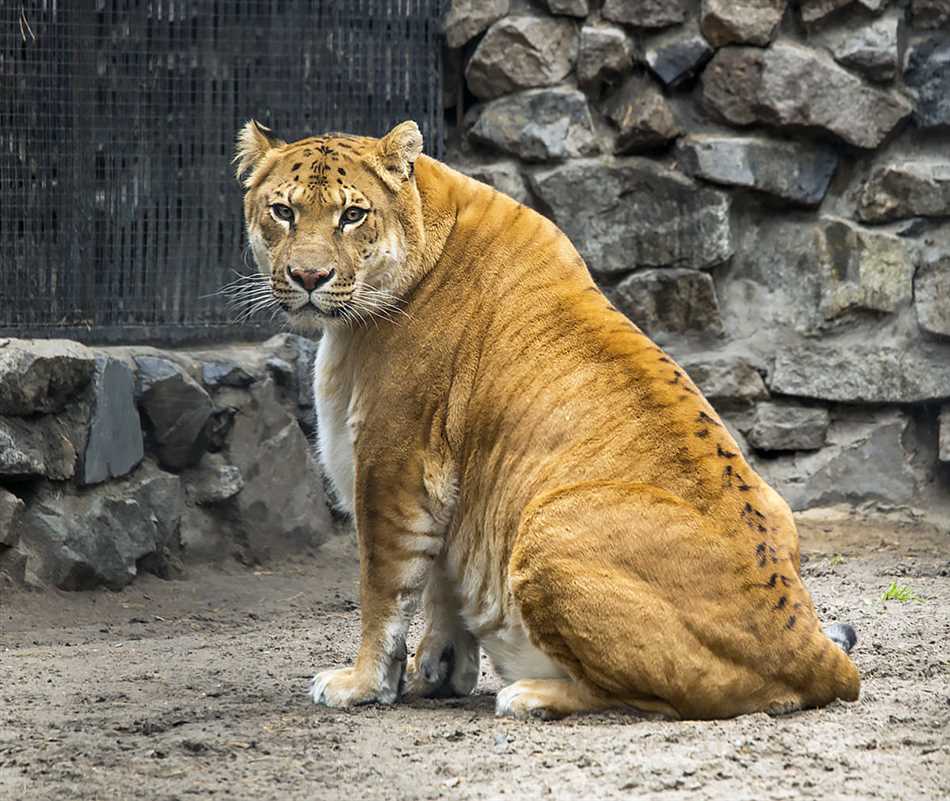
[807,622,861,705]
[824,623,857,654]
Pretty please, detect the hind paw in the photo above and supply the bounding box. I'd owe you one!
[404,634,479,699]
[495,680,574,721]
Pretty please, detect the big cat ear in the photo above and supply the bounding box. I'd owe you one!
[234,119,285,187]
[373,120,424,190]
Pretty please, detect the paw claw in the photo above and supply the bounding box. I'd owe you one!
[309,667,378,708]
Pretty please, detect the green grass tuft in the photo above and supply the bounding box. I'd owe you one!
[880,581,923,604]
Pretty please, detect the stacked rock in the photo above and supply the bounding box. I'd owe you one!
[446,0,950,513]
[0,335,332,590]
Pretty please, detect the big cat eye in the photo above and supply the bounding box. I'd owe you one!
[341,206,367,226]
[270,203,294,222]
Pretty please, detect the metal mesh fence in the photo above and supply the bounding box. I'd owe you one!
[1,0,444,344]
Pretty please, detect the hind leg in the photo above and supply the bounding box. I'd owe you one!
[404,561,479,699]
[510,482,826,720]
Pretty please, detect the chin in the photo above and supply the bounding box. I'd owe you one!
[284,306,326,334]
[284,305,348,334]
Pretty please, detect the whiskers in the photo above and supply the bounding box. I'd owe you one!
[204,268,410,332]
[204,269,282,324]
[349,283,412,328]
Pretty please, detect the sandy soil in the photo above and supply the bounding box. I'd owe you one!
[2,513,948,801]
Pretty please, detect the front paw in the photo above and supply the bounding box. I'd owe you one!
[309,667,389,708]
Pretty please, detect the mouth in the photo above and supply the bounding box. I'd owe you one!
[282,299,347,320]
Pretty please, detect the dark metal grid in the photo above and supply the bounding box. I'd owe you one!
[0,1,444,344]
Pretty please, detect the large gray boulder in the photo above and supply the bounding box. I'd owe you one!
[224,380,334,562]
[718,213,920,338]
[702,43,912,148]
[602,0,687,29]
[0,417,57,478]
[678,353,769,402]
[904,35,950,129]
[456,162,530,205]
[756,410,918,511]
[468,88,597,162]
[676,134,838,206]
[771,343,950,402]
[700,0,785,47]
[17,461,184,590]
[443,0,509,48]
[0,339,96,416]
[748,401,830,452]
[813,217,915,320]
[857,160,950,223]
[80,357,144,486]
[0,488,24,547]
[915,256,950,339]
[714,217,830,338]
[465,16,577,100]
[135,356,214,471]
[608,269,724,342]
[529,158,732,273]
[814,10,903,83]
[606,74,682,154]
[0,411,85,480]
[758,410,917,510]
[577,23,635,90]
[644,24,714,88]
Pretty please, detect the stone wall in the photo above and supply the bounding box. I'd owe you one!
[0,336,334,591]
[4,1,949,592]
[444,0,950,515]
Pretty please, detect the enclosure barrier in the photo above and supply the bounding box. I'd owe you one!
[0,0,444,344]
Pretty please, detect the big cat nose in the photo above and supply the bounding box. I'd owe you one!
[287,266,335,292]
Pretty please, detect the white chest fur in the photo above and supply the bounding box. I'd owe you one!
[313,330,360,516]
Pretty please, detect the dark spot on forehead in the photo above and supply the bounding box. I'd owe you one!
[291,163,301,171]
[338,167,346,176]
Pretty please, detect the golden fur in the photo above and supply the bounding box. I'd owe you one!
[235,120,860,720]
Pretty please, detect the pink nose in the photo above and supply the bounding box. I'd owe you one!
[288,266,334,292]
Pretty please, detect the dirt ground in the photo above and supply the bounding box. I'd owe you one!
[2,513,948,801]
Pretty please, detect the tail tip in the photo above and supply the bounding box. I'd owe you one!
[825,623,857,653]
